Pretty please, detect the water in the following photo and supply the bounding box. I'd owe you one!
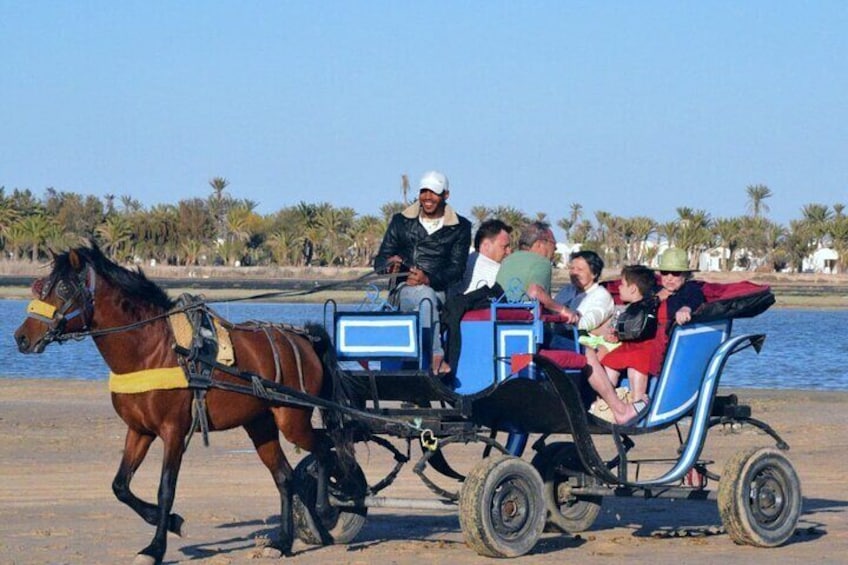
[3,300,847,391]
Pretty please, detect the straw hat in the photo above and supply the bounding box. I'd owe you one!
[657,248,696,272]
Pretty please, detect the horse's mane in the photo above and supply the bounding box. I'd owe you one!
[52,243,175,310]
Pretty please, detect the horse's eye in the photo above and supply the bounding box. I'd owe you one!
[56,280,73,301]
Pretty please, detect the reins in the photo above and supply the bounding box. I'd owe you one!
[209,269,389,304]
[57,268,395,342]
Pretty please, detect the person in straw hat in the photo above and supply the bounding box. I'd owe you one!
[586,248,706,425]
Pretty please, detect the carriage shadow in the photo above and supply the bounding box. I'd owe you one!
[599,495,835,546]
[176,511,586,561]
[175,493,840,561]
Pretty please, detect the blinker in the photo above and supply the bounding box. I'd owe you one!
[27,299,58,321]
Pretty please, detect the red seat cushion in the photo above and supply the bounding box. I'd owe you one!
[462,308,535,322]
[511,350,587,373]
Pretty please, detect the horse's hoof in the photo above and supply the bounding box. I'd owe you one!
[261,546,284,558]
[171,514,187,537]
[132,554,158,565]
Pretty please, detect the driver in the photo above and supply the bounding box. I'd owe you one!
[374,171,472,374]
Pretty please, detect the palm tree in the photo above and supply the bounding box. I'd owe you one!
[781,220,814,273]
[177,198,215,245]
[0,191,21,253]
[491,206,530,245]
[592,210,612,250]
[569,203,583,226]
[625,216,656,264]
[829,215,848,273]
[469,205,490,228]
[741,217,785,271]
[103,193,116,216]
[713,217,742,271]
[746,184,773,218]
[96,215,134,259]
[569,219,593,245]
[17,214,53,262]
[380,201,405,223]
[657,221,679,248]
[557,203,583,243]
[265,230,294,265]
[401,174,410,205]
[348,214,385,266]
[209,176,230,242]
[602,215,627,267]
[120,195,143,214]
[315,206,355,265]
[800,203,833,248]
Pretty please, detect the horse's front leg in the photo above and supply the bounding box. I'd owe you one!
[112,428,185,537]
[133,430,186,565]
[245,414,295,556]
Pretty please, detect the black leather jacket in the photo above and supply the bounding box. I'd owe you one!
[374,202,472,292]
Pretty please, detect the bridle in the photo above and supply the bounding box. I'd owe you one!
[25,264,96,350]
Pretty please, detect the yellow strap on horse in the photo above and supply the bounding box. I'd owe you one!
[27,299,57,320]
[109,367,188,394]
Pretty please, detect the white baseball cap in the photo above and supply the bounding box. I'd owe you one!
[418,170,449,195]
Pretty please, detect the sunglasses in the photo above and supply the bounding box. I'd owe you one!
[660,270,685,276]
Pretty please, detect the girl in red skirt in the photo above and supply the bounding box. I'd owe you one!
[585,265,657,425]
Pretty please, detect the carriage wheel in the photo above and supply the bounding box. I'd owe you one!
[459,455,545,558]
[718,447,801,547]
[530,442,602,533]
[292,453,368,545]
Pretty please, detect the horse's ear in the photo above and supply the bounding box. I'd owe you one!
[69,249,82,272]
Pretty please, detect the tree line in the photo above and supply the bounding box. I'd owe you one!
[0,180,844,273]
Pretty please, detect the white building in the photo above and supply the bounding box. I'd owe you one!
[803,247,839,273]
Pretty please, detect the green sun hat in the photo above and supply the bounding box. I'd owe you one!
[657,248,696,272]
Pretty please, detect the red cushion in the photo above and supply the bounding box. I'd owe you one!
[461,308,535,322]
[602,278,771,304]
[698,280,771,302]
[511,350,587,373]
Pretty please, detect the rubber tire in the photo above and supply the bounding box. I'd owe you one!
[459,455,546,558]
[718,447,802,547]
[292,453,368,545]
[531,442,602,533]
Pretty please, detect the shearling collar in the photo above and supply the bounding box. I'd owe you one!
[401,201,461,226]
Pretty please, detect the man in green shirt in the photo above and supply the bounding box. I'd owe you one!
[496,221,555,300]
[496,221,580,324]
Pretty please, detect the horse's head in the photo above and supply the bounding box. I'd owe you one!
[14,248,96,354]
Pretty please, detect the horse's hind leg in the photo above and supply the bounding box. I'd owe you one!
[273,407,336,524]
[112,428,186,537]
[244,414,295,556]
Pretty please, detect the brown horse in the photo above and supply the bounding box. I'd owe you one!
[14,244,354,565]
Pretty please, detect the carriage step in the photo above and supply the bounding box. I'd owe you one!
[711,394,752,419]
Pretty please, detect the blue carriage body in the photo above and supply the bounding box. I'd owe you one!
[328,296,753,439]
[314,284,797,553]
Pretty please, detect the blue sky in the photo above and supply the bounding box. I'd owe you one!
[2,1,845,234]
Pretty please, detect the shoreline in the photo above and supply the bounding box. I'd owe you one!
[3,265,848,308]
[2,285,845,308]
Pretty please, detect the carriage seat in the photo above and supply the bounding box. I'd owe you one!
[452,301,586,395]
[627,279,774,428]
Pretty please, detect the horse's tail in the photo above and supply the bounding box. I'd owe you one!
[305,323,365,471]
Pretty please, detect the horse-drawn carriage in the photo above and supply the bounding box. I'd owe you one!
[14,245,801,564]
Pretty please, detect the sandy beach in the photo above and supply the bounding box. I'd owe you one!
[0,379,845,565]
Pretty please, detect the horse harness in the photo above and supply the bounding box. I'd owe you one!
[172,295,316,449]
